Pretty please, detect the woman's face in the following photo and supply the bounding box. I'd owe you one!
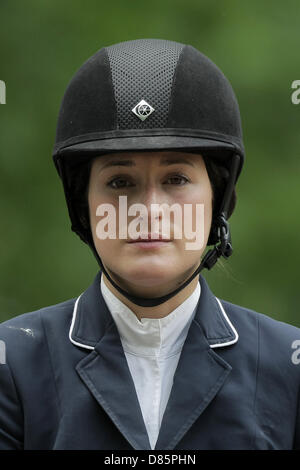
[88,151,213,298]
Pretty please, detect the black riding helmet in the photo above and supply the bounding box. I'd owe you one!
[52,38,245,307]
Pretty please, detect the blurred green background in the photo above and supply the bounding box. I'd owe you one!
[0,0,299,326]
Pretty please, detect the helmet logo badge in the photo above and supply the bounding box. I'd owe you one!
[132,99,155,121]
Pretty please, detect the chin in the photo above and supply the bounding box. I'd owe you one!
[125,270,175,287]
[115,262,179,288]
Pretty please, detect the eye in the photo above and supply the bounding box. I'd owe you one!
[107,176,134,189]
[164,174,189,185]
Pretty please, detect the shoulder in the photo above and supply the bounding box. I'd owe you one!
[0,297,76,334]
[219,298,300,343]
[218,298,300,384]
[0,298,77,363]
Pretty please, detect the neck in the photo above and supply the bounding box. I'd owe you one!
[102,273,199,320]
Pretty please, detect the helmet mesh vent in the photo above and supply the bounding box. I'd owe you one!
[106,39,184,129]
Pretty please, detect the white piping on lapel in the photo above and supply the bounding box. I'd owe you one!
[211,298,239,348]
[69,294,239,350]
[69,293,95,350]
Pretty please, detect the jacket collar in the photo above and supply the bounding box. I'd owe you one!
[70,271,238,350]
[71,271,238,450]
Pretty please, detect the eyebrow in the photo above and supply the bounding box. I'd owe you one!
[99,156,195,171]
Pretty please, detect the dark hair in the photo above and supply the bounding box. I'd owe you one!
[67,152,237,243]
[202,154,237,220]
[66,158,92,232]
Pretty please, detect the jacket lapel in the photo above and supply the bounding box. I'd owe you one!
[155,276,237,449]
[70,271,238,450]
[72,273,151,450]
[154,318,232,449]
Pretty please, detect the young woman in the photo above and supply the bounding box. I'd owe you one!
[0,39,299,450]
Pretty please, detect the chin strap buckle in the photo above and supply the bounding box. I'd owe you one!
[217,213,233,259]
[202,214,233,270]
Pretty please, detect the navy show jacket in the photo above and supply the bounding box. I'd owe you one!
[0,271,300,450]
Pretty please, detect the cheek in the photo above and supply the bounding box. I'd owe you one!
[88,190,113,251]
[178,185,213,236]
[88,194,97,231]
[88,186,115,231]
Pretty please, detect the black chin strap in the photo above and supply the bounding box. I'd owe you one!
[90,153,241,307]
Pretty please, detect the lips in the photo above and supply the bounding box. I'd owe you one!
[128,234,171,243]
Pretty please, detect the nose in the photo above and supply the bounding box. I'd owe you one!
[140,184,161,207]
[128,183,174,239]
[139,185,162,224]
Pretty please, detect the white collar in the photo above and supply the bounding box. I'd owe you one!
[100,275,201,358]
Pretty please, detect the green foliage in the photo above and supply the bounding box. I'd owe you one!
[0,0,299,326]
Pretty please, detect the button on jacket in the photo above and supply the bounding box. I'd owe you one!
[100,274,201,449]
[0,272,300,450]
